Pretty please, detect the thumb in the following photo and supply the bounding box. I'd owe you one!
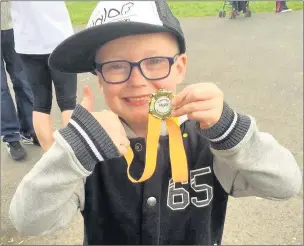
[81,84,94,112]
[171,86,189,108]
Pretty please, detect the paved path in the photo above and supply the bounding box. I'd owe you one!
[1,12,303,245]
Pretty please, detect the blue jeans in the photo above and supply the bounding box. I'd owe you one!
[1,29,34,143]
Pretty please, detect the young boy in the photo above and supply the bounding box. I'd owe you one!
[9,1,302,245]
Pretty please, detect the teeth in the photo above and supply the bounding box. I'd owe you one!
[127,96,150,101]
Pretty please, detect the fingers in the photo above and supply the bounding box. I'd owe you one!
[187,109,222,129]
[171,86,190,108]
[172,98,218,117]
[172,84,215,109]
[186,109,213,121]
[118,145,128,155]
[115,120,130,155]
[120,136,130,147]
[89,109,131,155]
[119,124,130,154]
[81,84,94,112]
[118,137,130,156]
[171,83,224,129]
[119,120,129,143]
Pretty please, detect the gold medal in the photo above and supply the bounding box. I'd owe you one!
[124,88,189,184]
[149,89,174,120]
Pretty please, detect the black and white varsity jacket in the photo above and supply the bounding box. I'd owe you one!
[9,103,302,245]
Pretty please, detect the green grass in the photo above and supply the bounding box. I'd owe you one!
[66,1,303,25]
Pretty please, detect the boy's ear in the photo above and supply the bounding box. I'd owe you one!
[97,72,103,89]
[175,53,187,84]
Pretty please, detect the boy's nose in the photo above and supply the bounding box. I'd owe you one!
[127,66,148,87]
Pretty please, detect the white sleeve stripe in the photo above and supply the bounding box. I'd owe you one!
[70,119,104,162]
[209,111,238,143]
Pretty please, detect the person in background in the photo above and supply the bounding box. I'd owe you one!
[231,1,247,14]
[276,1,292,13]
[10,1,78,152]
[1,1,38,161]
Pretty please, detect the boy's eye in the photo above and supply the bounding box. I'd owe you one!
[146,57,166,65]
[148,58,166,64]
[104,62,128,71]
[111,65,122,70]
[110,63,125,69]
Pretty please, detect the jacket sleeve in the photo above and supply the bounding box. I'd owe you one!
[9,105,119,236]
[197,102,302,200]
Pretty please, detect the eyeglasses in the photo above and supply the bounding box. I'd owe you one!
[94,54,179,84]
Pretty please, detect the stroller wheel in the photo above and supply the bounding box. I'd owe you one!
[219,11,223,18]
[223,11,226,17]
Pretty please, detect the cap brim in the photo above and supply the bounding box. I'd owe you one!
[48,22,185,75]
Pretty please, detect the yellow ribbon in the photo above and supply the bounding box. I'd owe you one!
[124,114,189,183]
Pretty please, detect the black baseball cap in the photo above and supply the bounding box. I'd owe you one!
[48,0,186,75]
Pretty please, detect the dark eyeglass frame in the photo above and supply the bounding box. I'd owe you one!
[94,54,180,84]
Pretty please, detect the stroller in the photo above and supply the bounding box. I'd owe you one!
[219,1,252,19]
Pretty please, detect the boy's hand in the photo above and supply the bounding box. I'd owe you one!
[171,83,224,129]
[81,84,94,112]
[81,85,130,155]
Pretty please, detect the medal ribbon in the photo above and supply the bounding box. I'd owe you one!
[124,114,189,183]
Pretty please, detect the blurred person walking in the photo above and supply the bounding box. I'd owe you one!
[11,1,78,152]
[1,2,37,160]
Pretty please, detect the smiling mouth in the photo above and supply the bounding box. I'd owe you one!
[123,95,151,106]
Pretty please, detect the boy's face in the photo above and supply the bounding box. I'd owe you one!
[95,32,187,126]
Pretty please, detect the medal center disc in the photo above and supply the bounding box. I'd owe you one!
[155,96,172,115]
